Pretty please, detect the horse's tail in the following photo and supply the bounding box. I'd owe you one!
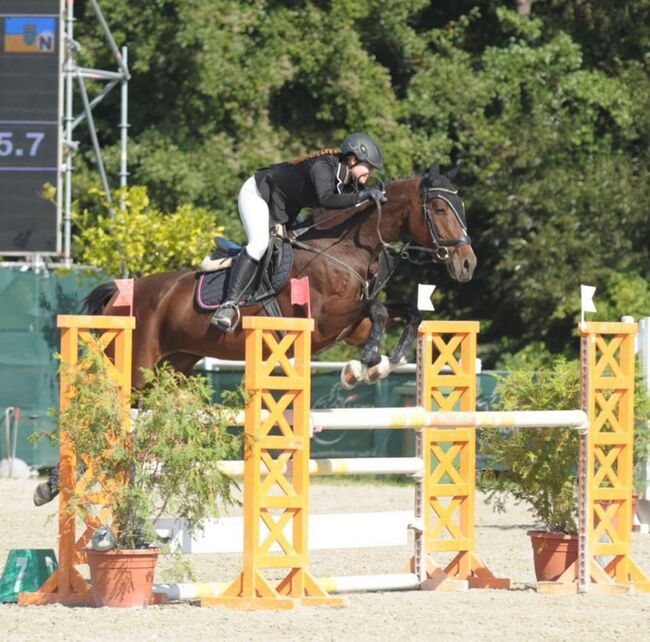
[82,281,118,315]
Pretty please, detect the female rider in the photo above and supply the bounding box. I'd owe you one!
[211,132,385,332]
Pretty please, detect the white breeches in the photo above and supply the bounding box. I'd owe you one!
[238,175,270,261]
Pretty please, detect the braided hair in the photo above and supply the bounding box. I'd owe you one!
[290,148,340,165]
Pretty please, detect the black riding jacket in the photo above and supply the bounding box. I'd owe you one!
[254,155,363,226]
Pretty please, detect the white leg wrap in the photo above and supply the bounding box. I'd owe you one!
[340,360,367,390]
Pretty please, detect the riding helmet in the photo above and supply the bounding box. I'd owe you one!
[340,132,383,170]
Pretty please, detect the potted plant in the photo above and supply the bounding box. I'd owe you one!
[479,358,582,582]
[41,341,242,607]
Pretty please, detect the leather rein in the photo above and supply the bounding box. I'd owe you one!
[289,175,472,296]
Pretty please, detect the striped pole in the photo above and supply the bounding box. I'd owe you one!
[309,408,589,431]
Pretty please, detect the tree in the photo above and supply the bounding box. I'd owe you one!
[69,1,649,358]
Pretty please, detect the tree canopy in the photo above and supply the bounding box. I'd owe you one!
[69,0,650,362]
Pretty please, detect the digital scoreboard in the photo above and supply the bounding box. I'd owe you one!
[0,1,62,255]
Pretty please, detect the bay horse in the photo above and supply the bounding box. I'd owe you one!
[84,162,476,389]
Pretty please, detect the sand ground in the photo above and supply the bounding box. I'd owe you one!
[1,478,649,642]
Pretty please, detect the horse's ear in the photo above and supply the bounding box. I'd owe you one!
[445,166,460,183]
[430,160,440,175]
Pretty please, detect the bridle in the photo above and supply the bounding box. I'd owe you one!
[289,171,473,296]
[418,178,472,263]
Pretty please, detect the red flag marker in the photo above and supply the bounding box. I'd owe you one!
[290,276,311,318]
[113,278,134,317]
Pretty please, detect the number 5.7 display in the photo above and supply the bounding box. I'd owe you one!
[0,1,63,256]
[0,131,46,157]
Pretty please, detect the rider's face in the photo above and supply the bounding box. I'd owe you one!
[349,160,373,185]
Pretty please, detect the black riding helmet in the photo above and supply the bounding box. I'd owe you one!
[340,132,383,170]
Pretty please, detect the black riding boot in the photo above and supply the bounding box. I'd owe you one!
[210,249,259,332]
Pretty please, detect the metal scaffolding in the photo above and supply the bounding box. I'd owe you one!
[61,0,129,267]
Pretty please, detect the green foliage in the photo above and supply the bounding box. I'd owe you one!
[479,358,581,534]
[480,352,650,530]
[67,2,650,356]
[45,340,242,550]
[495,341,557,371]
[633,364,650,493]
[73,186,224,277]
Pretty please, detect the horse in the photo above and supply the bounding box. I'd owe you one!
[84,161,476,390]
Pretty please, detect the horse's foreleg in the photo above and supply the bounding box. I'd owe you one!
[359,299,388,368]
[339,300,389,389]
[385,303,422,366]
[356,303,421,386]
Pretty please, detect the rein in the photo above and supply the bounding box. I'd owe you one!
[289,236,371,298]
[288,173,472,299]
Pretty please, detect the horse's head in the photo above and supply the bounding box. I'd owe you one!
[408,161,477,283]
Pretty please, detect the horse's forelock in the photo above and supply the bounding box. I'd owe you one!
[422,172,456,192]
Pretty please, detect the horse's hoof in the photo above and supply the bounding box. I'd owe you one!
[364,355,391,384]
[341,360,365,390]
[33,480,58,507]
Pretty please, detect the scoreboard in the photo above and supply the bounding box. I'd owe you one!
[0,1,62,255]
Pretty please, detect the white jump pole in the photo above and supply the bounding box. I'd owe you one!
[317,573,421,594]
[309,408,590,432]
[155,573,422,601]
[216,456,424,477]
[231,408,589,431]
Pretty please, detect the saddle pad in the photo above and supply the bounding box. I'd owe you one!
[195,240,293,311]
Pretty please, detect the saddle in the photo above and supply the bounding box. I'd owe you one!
[195,232,293,311]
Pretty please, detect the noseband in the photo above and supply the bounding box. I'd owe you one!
[421,182,472,263]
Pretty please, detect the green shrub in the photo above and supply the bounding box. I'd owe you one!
[72,185,224,277]
[40,340,242,549]
[479,358,581,534]
[480,353,650,533]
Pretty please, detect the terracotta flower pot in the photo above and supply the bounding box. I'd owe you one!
[527,530,578,582]
[85,548,160,608]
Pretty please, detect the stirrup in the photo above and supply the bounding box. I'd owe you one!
[210,302,241,333]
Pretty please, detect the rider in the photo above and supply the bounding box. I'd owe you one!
[211,132,386,332]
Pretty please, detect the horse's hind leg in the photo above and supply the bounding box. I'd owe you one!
[131,338,161,390]
[162,352,202,377]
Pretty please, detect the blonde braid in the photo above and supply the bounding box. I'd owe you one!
[290,148,340,165]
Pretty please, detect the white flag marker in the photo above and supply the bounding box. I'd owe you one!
[580,284,597,327]
[417,284,436,311]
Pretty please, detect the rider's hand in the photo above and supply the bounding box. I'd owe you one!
[359,188,387,204]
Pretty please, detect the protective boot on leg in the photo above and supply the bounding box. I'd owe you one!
[210,249,259,332]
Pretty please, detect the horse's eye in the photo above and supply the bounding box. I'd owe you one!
[434,207,446,213]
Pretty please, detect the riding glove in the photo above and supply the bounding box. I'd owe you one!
[359,188,387,204]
